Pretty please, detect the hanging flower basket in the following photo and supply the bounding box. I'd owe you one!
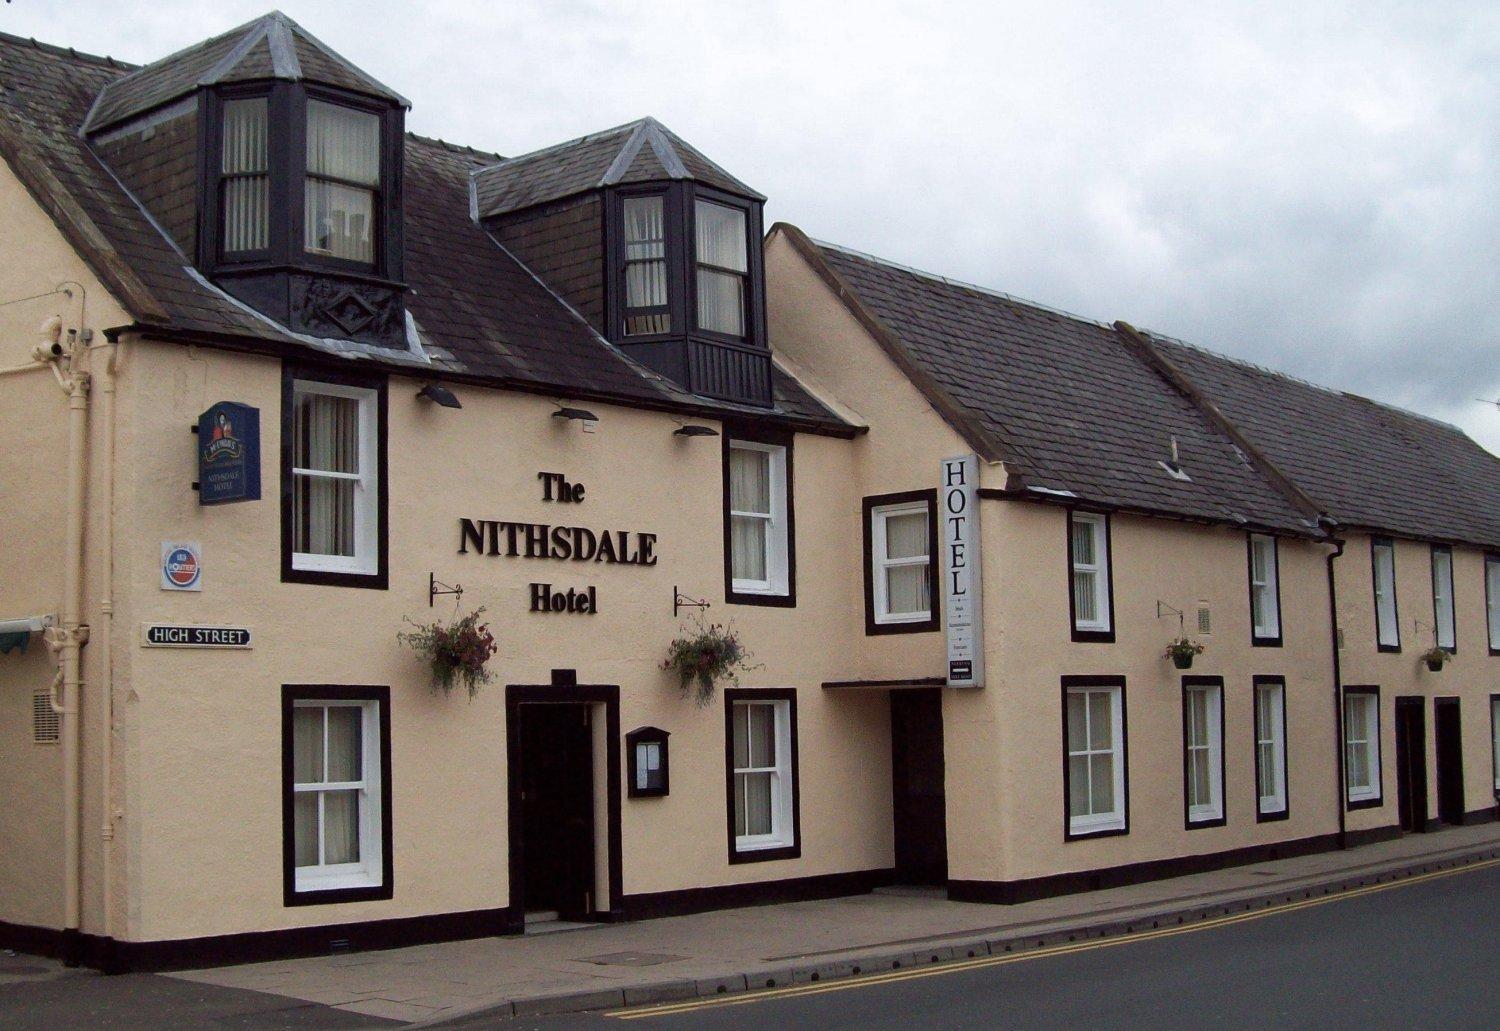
[661,620,758,706]
[1165,636,1205,670]
[399,607,497,700]
[1421,647,1447,673]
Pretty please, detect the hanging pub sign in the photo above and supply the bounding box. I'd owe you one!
[196,402,261,505]
[941,454,985,688]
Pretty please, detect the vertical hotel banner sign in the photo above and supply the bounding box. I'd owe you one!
[941,454,984,687]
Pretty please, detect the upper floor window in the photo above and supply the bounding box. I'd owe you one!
[305,100,380,265]
[221,97,269,255]
[622,195,670,335]
[863,491,939,634]
[724,432,794,606]
[1430,545,1455,652]
[1249,533,1282,646]
[1069,511,1114,641]
[1371,538,1400,651]
[695,199,748,337]
[282,367,388,589]
[1487,554,1500,654]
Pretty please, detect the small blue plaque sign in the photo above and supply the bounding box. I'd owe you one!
[197,402,261,505]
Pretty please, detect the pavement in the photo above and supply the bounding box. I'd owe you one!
[6,823,1498,1027]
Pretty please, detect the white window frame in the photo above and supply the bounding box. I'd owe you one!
[1183,682,1225,825]
[1344,690,1382,804]
[1372,539,1400,650]
[291,699,383,894]
[728,440,789,597]
[1065,683,1127,836]
[1249,534,1281,643]
[1070,512,1112,634]
[290,379,379,576]
[731,698,795,852]
[1431,546,1455,651]
[871,500,932,624]
[1490,695,1500,793]
[1254,679,1288,817]
[1486,555,1500,654]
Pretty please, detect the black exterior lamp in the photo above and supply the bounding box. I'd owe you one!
[416,383,461,409]
[625,726,670,798]
[553,406,599,422]
[673,424,719,437]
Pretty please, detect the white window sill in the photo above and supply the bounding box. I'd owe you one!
[1347,788,1379,803]
[1258,800,1287,815]
[294,865,380,894]
[875,611,932,625]
[293,553,378,576]
[1073,621,1111,634]
[1187,807,1223,824]
[1068,814,1125,836]
[731,580,787,597]
[734,835,794,853]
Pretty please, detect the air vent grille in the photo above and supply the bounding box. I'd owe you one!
[1197,605,1212,635]
[32,690,59,744]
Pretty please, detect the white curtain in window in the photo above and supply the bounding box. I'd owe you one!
[695,201,747,336]
[884,512,929,614]
[623,196,667,301]
[733,704,776,837]
[1345,696,1372,790]
[729,448,770,581]
[293,392,358,557]
[1187,690,1211,808]
[221,98,268,252]
[1072,521,1098,624]
[305,100,379,263]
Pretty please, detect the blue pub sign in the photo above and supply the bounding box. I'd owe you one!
[196,402,261,505]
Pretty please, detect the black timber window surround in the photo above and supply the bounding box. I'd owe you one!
[605,184,770,406]
[281,364,389,589]
[1430,544,1456,653]
[1371,537,1401,652]
[202,84,403,277]
[724,688,800,864]
[1181,676,1226,829]
[1253,676,1290,822]
[1247,533,1283,647]
[281,685,393,906]
[1067,510,1115,642]
[1344,686,1383,810]
[1062,675,1129,841]
[862,490,940,635]
[722,426,795,607]
[1488,554,1500,656]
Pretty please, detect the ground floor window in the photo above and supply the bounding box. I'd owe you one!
[1183,677,1225,827]
[1491,694,1500,793]
[282,686,392,904]
[1344,687,1382,808]
[1254,677,1288,820]
[724,688,800,862]
[1063,676,1128,838]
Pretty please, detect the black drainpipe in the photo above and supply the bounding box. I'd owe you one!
[1325,532,1347,849]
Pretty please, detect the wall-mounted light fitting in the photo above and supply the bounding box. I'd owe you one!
[416,383,462,409]
[673,424,719,437]
[553,406,599,422]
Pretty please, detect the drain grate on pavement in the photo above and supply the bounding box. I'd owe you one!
[580,952,686,967]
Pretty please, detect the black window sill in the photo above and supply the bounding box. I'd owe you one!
[1256,808,1290,824]
[725,589,796,608]
[867,616,940,636]
[1185,815,1227,831]
[283,882,393,907]
[283,567,389,590]
[1071,628,1116,644]
[1064,825,1129,843]
[1346,796,1384,811]
[728,843,800,865]
[1251,635,1284,648]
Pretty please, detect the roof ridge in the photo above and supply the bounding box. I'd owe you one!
[405,131,504,162]
[472,118,647,175]
[0,30,135,70]
[810,237,1112,331]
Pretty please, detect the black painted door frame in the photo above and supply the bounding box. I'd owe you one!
[890,688,948,884]
[1394,696,1428,833]
[506,672,622,923]
[1434,696,1465,826]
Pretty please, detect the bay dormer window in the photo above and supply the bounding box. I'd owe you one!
[695,199,748,338]
[622,194,671,336]
[202,86,405,348]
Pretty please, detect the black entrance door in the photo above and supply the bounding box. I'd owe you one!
[1434,697,1465,826]
[891,689,947,884]
[516,703,595,920]
[1394,697,1428,833]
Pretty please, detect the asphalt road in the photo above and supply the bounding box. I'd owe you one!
[507,861,1500,1030]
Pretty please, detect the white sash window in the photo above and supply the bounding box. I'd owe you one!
[305,100,380,264]
[1431,546,1455,650]
[1344,690,1382,804]
[291,700,382,892]
[1255,679,1288,817]
[1249,534,1281,643]
[872,501,931,623]
[695,200,748,337]
[1372,540,1400,649]
[291,380,379,575]
[1065,683,1126,835]
[728,441,788,596]
[1070,512,1111,634]
[1184,682,1224,825]
[731,698,794,852]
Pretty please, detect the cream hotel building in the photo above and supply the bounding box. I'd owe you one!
[1,13,1497,970]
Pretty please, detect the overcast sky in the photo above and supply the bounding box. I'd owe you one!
[7,0,1498,452]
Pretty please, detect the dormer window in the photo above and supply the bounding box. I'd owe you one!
[695,199,748,338]
[622,194,670,335]
[305,100,380,266]
[221,97,270,256]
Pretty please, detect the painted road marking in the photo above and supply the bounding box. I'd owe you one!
[610,857,1500,1020]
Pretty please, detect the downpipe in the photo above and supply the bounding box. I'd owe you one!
[95,334,121,952]
[1325,533,1347,850]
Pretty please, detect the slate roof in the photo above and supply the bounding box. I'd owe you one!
[84,11,409,134]
[1149,335,1500,549]
[473,117,763,219]
[780,228,1319,534]
[0,31,847,432]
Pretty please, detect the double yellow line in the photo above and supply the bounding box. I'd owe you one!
[611,857,1499,1020]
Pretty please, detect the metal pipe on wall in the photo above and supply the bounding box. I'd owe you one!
[96,334,121,948]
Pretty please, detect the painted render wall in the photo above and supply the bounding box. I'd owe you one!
[0,157,132,935]
[109,340,893,943]
[1334,532,1500,831]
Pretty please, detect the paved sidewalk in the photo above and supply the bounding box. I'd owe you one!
[170,824,1500,1025]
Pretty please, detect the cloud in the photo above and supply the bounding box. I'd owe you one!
[6,0,1497,450]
